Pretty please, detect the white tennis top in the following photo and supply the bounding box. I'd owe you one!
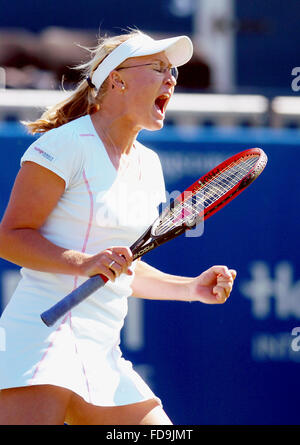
[0,115,166,406]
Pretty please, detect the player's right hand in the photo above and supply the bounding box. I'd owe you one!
[79,246,133,281]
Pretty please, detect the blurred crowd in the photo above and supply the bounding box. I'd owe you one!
[0,27,211,91]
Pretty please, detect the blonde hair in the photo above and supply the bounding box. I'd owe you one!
[24,30,142,134]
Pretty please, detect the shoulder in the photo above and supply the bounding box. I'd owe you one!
[135,140,166,204]
[35,115,89,147]
[135,140,161,165]
[24,115,92,166]
[135,141,164,181]
[21,116,91,189]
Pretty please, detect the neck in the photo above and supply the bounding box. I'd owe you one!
[91,109,140,157]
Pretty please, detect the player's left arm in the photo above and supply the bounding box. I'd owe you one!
[131,260,237,304]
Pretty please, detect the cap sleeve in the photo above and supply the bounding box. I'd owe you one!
[20,125,84,189]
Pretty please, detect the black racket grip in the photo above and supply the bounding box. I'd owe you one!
[40,274,107,327]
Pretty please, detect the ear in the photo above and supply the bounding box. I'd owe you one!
[109,70,126,91]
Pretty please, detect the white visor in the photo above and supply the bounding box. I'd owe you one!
[91,32,193,91]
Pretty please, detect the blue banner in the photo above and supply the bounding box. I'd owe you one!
[1,122,300,424]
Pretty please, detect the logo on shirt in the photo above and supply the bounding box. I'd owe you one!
[33,146,55,162]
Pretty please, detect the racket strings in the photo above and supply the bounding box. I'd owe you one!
[199,156,257,205]
[154,155,258,236]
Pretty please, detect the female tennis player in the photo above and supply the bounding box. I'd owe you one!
[0,30,236,425]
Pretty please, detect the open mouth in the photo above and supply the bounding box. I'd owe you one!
[154,94,170,115]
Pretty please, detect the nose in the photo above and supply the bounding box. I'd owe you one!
[164,69,177,87]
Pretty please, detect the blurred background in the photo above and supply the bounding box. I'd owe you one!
[0,0,300,425]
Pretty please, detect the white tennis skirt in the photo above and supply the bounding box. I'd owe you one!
[0,273,158,407]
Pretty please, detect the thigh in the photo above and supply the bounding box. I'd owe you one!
[66,393,173,425]
[0,384,72,425]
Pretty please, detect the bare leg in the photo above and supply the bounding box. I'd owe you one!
[66,393,173,425]
[0,384,72,425]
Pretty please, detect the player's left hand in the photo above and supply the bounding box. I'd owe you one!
[188,265,237,304]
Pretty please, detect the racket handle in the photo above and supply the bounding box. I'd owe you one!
[40,274,108,327]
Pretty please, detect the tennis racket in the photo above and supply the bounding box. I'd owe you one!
[41,147,267,326]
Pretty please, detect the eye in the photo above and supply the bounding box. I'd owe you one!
[153,65,164,73]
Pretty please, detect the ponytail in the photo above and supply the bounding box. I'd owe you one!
[24,81,99,134]
[23,30,141,134]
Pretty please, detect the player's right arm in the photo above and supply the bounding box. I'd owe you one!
[0,161,131,280]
